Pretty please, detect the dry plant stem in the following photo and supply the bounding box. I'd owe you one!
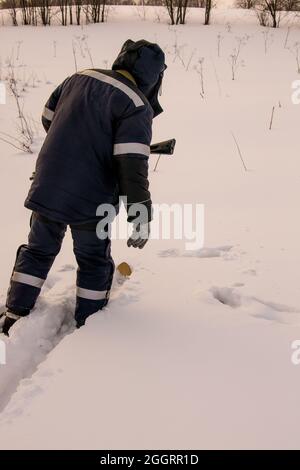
[154,154,162,172]
[231,132,248,172]
[72,41,78,72]
[269,105,275,130]
[0,134,32,153]
[284,27,291,49]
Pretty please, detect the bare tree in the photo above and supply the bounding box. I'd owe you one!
[164,0,189,25]
[176,0,189,24]
[255,0,286,28]
[75,0,82,25]
[69,0,73,24]
[101,0,107,22]
[84,0,108,24]
[284,0,300,9]
[204,0,213,25]
[2,0,19,25]
[164,0,175,24]
[256,6,269,24]
[59,0,69,25]
[19,0,31,25]
[38,0,52,26]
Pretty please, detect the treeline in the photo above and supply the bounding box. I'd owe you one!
[1,0,110,25]
[1,0,299,27]
[0,0,213,26]
[236,0,300,27]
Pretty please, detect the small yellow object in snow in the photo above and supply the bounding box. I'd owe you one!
[117,262,132,277]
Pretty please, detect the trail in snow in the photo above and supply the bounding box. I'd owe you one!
[0,276,75,412]
[0,267,129,412]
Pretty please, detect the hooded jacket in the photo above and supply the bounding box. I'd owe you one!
[25,40,166,225]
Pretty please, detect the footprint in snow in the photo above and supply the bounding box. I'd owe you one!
[158,249,180,258]
[158,245,234,259]
[242,269,257,276]
[211,286,242,308]
[43,274,62,290]
[210,286,300,323]
[251,297,300,322]
[58,264,76,272]
[184,245,234,258]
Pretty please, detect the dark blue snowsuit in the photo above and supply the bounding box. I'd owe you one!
[6,40,166,327]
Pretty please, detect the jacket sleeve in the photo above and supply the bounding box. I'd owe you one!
[41,77,69,132]
[113,104,153,224]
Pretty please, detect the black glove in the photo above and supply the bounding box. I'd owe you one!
[127,223,150,249]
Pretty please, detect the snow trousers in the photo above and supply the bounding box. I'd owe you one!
[6,212,115,327]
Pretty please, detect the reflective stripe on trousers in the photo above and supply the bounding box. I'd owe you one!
[6,213,115,324]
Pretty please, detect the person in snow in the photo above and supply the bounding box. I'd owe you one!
[0,39,166,336]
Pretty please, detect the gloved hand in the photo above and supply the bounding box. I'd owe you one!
[127,223,150,249]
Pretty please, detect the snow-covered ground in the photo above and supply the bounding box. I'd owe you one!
[1,6,300,449]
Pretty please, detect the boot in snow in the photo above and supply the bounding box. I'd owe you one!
[0,311,22,336]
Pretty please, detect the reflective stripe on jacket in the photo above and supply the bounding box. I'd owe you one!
[25,68,153,224]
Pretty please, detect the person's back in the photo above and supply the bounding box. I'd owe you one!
[0,39,166,335]
[27,68,153,224]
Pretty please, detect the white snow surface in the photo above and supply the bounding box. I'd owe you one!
[0,6,300,449]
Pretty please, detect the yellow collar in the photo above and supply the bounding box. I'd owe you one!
[116,69,137,85]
